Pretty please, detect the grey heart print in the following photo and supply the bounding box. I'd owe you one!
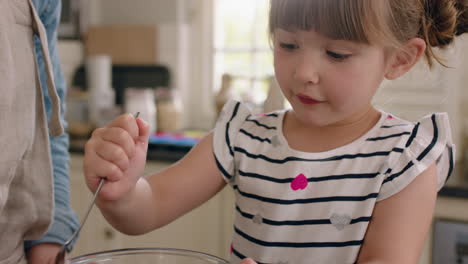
[330,213,351,231]
[271,135,281,147]
[252,214,263,224]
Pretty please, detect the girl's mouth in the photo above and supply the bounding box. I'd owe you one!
[297,94,323,105]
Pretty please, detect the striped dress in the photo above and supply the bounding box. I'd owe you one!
[213,100,455,264]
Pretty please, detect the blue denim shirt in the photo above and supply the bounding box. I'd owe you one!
[24,0,79,252]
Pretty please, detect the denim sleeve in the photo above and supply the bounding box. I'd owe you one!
[24,0,80,252]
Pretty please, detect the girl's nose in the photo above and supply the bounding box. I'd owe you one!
[293,56,320,85]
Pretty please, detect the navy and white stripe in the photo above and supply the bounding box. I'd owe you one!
[235,205,371,226]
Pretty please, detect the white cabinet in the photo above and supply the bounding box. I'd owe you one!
[68,154,123,257]
[68,154,235,259]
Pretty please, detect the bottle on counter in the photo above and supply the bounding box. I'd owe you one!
[155,88,183,132]
[215,73,234,117]
[124,88,157,135]
[86,55,116,127]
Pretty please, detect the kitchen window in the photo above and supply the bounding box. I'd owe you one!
[213,0,273,107]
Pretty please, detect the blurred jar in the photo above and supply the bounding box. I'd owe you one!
[156,88,183,132]
[125,88,157,135]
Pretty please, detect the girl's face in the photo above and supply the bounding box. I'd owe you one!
[273,29,392,127]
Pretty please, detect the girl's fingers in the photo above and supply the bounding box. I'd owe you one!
[100,126,136,156]
[136,117,150,142]
[93,137,130,172]
[93,114,142,158]
[84,147,123,184]
[84,113,144,199]
[105,114,140,140]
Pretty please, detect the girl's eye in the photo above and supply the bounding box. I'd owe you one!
[326,51,351,61]
[279,42,298,50]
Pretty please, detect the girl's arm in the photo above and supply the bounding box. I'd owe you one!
[357,163,438,264]
[99,133,226,235]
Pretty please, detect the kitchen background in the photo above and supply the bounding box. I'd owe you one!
[58,0,468,263]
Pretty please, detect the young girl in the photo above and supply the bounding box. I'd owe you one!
[83,0,467,263]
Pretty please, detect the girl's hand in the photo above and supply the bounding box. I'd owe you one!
[240,258,257,264]
[83,114,150,201]
[26,243,61,264]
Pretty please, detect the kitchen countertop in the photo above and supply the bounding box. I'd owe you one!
[69,137,191,162]
[439,169,468,199]
[439,185,468,198]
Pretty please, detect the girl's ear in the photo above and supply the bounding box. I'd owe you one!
[384,38,426,80]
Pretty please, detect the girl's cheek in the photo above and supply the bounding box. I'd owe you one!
[326,86,351,105]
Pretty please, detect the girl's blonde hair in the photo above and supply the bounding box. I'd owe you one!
[269,0,468,67]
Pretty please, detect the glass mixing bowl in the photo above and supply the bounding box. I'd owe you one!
[67,248,229,264]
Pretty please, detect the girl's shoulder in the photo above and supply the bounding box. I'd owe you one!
[215,100,285,131]
[212,100,285,182]
[376,110,455,201]
[376,111,453,151]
